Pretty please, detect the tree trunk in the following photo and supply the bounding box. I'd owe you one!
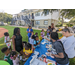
[62,15,63,26]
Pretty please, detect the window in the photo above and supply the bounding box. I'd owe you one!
[44,20,48,25]
[44,10,49,16]
[36,21,40,25]
[35,12,40,16]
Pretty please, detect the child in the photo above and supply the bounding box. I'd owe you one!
[35,32,38,36]
[4,32,12,50]
[29,32,34,45]
[29,35,35,45]
[41,29,45,39]
[50,32,69,65]
[23,42,34,58]
[1,47,13,65]
[34,36,40,48]
[10,51,20,65]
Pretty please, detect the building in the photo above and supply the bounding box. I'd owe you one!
[11,9,60,28]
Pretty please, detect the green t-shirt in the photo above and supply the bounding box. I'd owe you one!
[4,54,13,65]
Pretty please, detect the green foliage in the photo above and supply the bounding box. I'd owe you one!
[56,24,62,27]
[66,23,73,27]
[0,13,12,23]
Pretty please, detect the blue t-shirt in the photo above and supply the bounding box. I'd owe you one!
[34,40,40,48]
[27,28,33,37]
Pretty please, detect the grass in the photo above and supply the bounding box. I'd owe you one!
[0,26,74,65]
[0,26,42,61]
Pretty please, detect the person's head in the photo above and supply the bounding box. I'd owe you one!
[32,35,35,39]
[48,26,51,29]
[51,23,54,26]
[41,29,44,32]
[25,43,32,50]
[23,41,27,46]
[50,32,59,42]
[1,47,10,55]
[62,28,70,37]
[35,36,39,41]
[10,51,17,60]
[65,26,67,28]
[56,30,59,33]
[35,32,38,36]
[31,32,34,35]
[4,32,9,36]
[13,27,20,35]
[29,26,31,29]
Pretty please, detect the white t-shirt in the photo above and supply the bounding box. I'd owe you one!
[4,36,11,48]
[13,57,19,65]
[29,37,34,45]
[60,36,66,43]
[61,35,75,58]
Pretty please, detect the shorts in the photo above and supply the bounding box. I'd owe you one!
[16,46,23,52]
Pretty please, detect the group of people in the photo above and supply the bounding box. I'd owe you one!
[1,23,75,65]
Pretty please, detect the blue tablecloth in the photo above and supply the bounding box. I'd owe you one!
[24,39,56,65]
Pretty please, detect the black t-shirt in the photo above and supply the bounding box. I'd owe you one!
[52,41,69,65]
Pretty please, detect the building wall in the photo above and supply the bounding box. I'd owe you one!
[34,19,58,27]
[34,12,51,20]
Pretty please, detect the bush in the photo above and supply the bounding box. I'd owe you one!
[56,24,62,27]
[66,24,73,27]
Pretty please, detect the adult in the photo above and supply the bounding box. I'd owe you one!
[27,26,33,42]
[51,23,54,31]
[46,26,52,36]
[45,32,69,65]
[12,28,23,56]
[61,28,75,58]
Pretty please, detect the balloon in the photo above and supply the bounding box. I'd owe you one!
[0,60,10,65]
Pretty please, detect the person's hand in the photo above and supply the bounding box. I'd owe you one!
[51,54,55,56]
[12,50,16,51]
[38,42,40,44]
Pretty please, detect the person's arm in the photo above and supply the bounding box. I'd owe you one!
[12,35,16,51]
[4,59,7,61]
[52,42,64,58]
[27,29,29,33]
[51,53,64,58]
[24,53,32,58]
[34,42,40,46]
[44,37,50,41]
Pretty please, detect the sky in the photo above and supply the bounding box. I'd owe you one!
[0,9,22,15]
[0,9,70,22]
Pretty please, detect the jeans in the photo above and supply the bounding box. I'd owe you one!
[57,62,69,65]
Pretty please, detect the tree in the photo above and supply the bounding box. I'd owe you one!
[43,9,75,26]
[0,13,12,23]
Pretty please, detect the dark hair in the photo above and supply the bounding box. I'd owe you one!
[34,36,39,45]
[62,28,70,33]
[51,32,59,40]
[29,26,31,27]
[49,26,51,29]
[32,35,36,39]
[35,32,38,35]
[56,30,59,33]
[34,36,38,40]
[25,43,32,50]
[13,27,20,35]
[10,51,17,57]
[1,47,8,53]
[23,41,27,44]
[41,29,44,32]
[4,32,9,36]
